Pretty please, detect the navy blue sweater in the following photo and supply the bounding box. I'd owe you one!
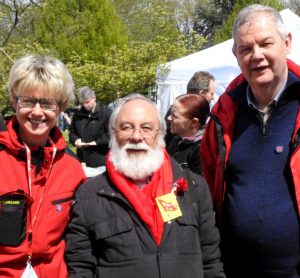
[222,73,300,277]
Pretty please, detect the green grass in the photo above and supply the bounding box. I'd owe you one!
[62,130,76,152]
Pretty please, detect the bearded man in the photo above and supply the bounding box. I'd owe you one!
[65,94,225,278]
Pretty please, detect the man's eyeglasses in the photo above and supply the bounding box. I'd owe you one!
[116,125,159,139]
[17,96,61,111]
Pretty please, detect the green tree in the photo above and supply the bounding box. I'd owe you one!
[113,0,176,41]
[214,0,284,44]
[0,0,39,47]
[112,0,204,49]
[193,0,237,48]
[33,0,128,62]
[68,33,206,104]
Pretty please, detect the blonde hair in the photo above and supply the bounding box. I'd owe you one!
[8,54,74,110]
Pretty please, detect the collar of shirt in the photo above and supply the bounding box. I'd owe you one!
[182,129,204,142]
[246,78,288,112]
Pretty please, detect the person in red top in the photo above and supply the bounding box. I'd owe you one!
[65,94,225,278]
[0,54,86,277]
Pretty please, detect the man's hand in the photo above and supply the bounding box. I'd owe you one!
[75,138,83,148]
[75,139,97,148]
[86,141,97,146]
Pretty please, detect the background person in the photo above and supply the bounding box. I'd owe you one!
[164,71,215,146]
[66,94,225,278]
[167,94,210,175]
[69,86,111,167]
[200,4,300,277]
[107,92,122,112]
[0,54,86,277]
[187,71,216,103]
[58,111,71,131]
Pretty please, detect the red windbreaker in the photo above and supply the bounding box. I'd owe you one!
[0,117,86,277]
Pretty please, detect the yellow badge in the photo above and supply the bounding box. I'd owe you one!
[155,192,182,222]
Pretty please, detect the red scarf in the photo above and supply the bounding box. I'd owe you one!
[106,149,173,245]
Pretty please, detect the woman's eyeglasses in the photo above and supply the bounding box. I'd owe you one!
[17,96,61,111]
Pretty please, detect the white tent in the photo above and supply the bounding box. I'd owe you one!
[156,9,300,117]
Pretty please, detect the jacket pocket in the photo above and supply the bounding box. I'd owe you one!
[51,195,74,205]
[45,192,74,242]
[92,216,142,263]
[0,190,33,246]
[175,208,201,253]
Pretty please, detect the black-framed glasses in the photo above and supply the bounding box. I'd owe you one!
[17,96,61,111]
[115,125,159,139]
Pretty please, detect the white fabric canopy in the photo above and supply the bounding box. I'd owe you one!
[156,9,300,117]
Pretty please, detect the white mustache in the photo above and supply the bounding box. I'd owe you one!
[123,143,150,151]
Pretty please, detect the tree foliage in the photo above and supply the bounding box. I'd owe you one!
[68,34,206,104]
[32,0,128,62]
[113,0,177,42]
[213,0,284,44]
[0,0,39,47]
[193,0,237,48]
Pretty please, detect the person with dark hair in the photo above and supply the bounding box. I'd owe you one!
[187,71,216,103]
[164,71,215,146]
[167,94,209,175]
[0,54,86,277]
[69,86,111,167]
[201,4,300,277]
[65,94,225,278]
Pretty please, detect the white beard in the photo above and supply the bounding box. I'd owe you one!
[109,136,165,180]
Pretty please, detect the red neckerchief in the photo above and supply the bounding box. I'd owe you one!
[106,149,173,245]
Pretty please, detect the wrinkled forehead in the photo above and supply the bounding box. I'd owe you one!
[116,99,159,126]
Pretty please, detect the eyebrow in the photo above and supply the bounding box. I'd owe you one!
[119,121,155,126]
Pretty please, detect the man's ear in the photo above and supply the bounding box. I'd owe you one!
[284,32,292,55]
[200,91,208,98]
[232,47,237,57]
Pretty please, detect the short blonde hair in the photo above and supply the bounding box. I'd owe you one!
[8,55,74,110]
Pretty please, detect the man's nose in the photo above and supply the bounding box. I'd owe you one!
[130,128,143,141]
[252,46,264,59]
